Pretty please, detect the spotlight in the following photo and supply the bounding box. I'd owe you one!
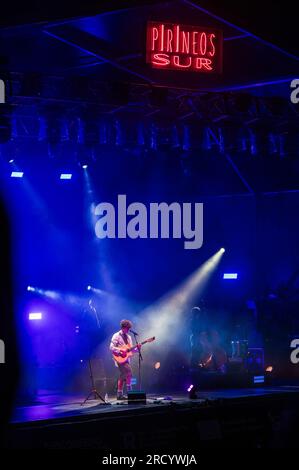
[29,312,42,321]
[188,384,198,399]
[11,171,24,178]
[60,173,72,180]
[220,248,226,253]
[82,164,88,169]
[87,287,106,296]
[9,159,14,164]
[223,273,238,280]
[137,248,226,345]
[27,286,34,292]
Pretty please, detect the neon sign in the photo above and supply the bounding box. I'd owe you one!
[146,22,223,73]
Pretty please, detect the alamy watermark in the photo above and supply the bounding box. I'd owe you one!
[0,79,5,104]
[290,339,299,365]
[0,339,5,364]
[290,79,299,104]
[94,195,203,250]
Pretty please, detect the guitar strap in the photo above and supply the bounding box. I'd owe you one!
[122,333,129,345]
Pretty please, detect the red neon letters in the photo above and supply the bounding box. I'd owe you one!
[146,22,223,73]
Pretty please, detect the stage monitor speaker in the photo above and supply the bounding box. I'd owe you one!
[127,390,146,405]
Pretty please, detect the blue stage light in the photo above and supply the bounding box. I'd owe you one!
[223,273,238,280]
[11,171,24,178]
[87,285,92,291]
[82,164,88,169]
[253,375,265,384]
[60,173,72,180]
[29,312,42,321]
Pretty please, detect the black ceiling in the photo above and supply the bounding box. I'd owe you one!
[0,0,298,95]
[0,0,298,57]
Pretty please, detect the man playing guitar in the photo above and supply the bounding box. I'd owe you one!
[110,319,141,400]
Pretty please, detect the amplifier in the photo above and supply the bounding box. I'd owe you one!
[127,390,146,404]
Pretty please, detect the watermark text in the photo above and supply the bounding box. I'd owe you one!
[0,79,5,104]
[290,338,299,364]
[290,79,299,104]
[94,195,203,250]
[0,339,5,364]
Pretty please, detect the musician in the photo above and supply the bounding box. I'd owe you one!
[190,305,227,371]
[110,319,141,400]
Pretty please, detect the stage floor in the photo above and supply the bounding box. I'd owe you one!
[7,386,299,448]
[11,385,299,424]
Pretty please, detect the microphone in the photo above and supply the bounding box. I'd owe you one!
[130,329,139,336]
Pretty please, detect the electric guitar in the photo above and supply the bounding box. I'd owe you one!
[112,337,155,364]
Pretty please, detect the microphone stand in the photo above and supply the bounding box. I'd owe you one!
[132,331,143,391]
[80,303,109,406]
[81,358,108,406]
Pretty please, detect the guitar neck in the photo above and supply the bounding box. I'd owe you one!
[128,340,148,352]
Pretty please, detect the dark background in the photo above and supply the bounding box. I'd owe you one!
[0,1,297,56]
